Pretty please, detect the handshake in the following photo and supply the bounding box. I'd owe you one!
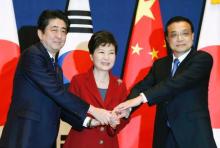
[88,95,145,128]
[87,105,131,129]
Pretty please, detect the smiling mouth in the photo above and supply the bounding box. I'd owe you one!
[176,44,186,47]
[55,42,62,44]
[101,62,110,66]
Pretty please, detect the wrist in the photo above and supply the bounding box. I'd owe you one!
[88,105,95,115]
[140,93,148,103]
[137,95,143,104]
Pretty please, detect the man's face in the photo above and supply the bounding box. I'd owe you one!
[38,18,67,55]
[166,21,194,57]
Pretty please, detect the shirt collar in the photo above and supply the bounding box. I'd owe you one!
[172,49,191,63]
[47,51,54,59]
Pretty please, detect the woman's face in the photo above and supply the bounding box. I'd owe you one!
[91,43,116,72]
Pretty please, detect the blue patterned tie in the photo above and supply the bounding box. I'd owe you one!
[171,58,180,77]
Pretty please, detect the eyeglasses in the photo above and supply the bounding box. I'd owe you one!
[168,31,192,39]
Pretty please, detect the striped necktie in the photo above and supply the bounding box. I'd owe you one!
[171,58,180,77]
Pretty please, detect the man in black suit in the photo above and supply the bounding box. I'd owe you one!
[114,16,217,148]
[0,10,111,148]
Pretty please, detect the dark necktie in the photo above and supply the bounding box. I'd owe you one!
[50,57,56,70]
[171,58,180,77]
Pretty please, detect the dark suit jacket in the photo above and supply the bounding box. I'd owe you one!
[64,68,128,148]
[129,49,217,148]
[0,42,89,148]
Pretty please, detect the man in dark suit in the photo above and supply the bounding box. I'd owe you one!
[114,16,217,148]
[0,10,111,148]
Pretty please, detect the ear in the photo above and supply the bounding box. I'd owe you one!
[37,29,43,40]
[165,36,169,42]
[192,33,195,41]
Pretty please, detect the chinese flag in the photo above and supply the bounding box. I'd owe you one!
[118,0,167,147]
[197,0,220,146]
[0,0,20,126]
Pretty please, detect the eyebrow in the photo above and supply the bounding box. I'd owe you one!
[97,48,115,51]
[169,29,190,33]
[50,25,67,30]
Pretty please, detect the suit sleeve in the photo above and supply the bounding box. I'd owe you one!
[145,51,213,105]
[21,49,89,121]
[128,67,156,100]
[54,65,82,130]
[61,76,86,130]
[60,109,84,131]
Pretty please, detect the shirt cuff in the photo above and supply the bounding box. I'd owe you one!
[140,92,148,103]
[83,116,91,127]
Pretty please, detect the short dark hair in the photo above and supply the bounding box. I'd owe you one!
[88,31,118,54]
[165,16,194,36]
[37,10,70,33]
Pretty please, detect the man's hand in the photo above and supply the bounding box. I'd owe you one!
[109,112,120,129]
[114,95,144,113]
[88,105,111,125]
[113,108,131,119]
[90,118,101,128]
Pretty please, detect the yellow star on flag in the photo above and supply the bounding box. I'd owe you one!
[211,0,220,4]
[131,43,143,55]
[149,48,159,59]
[135,0,155,24]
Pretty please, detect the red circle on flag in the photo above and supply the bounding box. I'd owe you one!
[62,50,93,81]
[0,39,20,125]
[200,45,220,128]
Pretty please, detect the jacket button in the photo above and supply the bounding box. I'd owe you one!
[99,140,104,144]
[100,127,105,132]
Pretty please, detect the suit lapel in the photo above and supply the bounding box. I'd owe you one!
[164,56,173,78]
[175,49,197,76]
[37,42,57,70]
[37,42,51,62]
[103,72,116,107]
[37,42,63,84]
[84,68,106,108]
